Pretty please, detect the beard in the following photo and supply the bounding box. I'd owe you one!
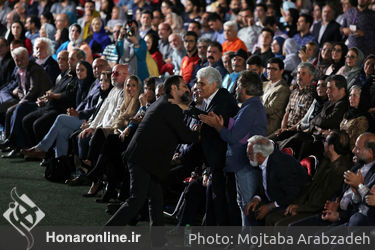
[111,80,121,88]
[180,91,191,104]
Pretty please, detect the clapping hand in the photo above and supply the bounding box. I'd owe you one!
[198,112,224,131]
[365,185,375,206]
[344,170,364,189]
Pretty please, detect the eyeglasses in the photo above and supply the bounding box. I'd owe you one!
[345,55,357,59]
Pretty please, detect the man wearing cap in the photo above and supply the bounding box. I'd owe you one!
[222,49,247,96]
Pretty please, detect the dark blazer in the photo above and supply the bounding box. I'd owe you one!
[0,51,15,87]
[199,88,239,174]
[125,95,200,181]
[17,61,52,102]
[312,20,341,46]
[258,147,310,207]
[40,56,60,85]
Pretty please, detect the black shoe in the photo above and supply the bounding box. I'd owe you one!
[105,202,123,215]
[1,146,12,153]
[1,149,22,158]
[0,139,11,150]
[65,175,90,186]
[40,158,50,167]
[96,184,118,203]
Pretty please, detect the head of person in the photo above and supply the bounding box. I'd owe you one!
[197,38,210,60]
[326,75,347,103]
[297,62,315,88]
[33,37,54,61]
[207,41,223,65]
[68,48,86,72]
[329,42,345,64]
[316,76,328,98]
[207,13,223,32]
[324,131,350,159]
[11,47,29,70]
[222,51,235,73]
[69,24,83,45]
[322,4,335,23]
[305,41,319,60]
[161,0,173,17]
[92,58,108,79]
[247,135,274,167]
[246,55,263,75]
[141,9,153,29]
[285,8,299,26]
[353,133,375,164]
[112,25,122,42]
[183,31,198,54]
[196,66,222,99]
[76,61,94,82]
[348,85,362,109]
[152,10,164,28]
[155,83,165,100]
[41,11,54,25]
[231,49,247,73]
[56,50,69,72]
[144,77,156,103]
[0,37,9,58]
[238,9,254,28]
[364,54,375,77]
[40,23,56,41]
[229,0,241,15]
[111,64,129,88]
[271,36,285,56]
[191,82,203,104]
[188,21,201,37]
[124,75,142,98]
[223,21,238,41]
[168,33,183,50]
[164,75,190,103]
[266,3,276,17]
[263,16,278,32]
[345,47,364,69]
[297,14,313,33]
[91,17,103,33]
[55,13,69,30]
[158,22,172,41]
[260,28,274,48]
[321,42,333,61]
[313,2,323,21]
[254,3,267,22]
[111,6,120,20]
[266,57,284,83]
[10,39,24,51]
[145,32,159,54]
[235,70,263,102]
[25,16,41,32]
[84,0,96,14]
[10,21,26,40]
[358,0,370,8]
[185,0,200,14]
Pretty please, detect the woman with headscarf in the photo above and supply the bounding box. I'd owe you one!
[340,85,369,149]
[54,27,69,51]
[315,42,333,78]
[39,23,56,41]
[337,47,365,90]
[325,42,348,76]
[85,17,111,54]
[283,38,300,73]
[271,36,285,60]
[54,23,93,63]
[75,61,95,106]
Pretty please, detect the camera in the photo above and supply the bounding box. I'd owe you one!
[124,23,136,37]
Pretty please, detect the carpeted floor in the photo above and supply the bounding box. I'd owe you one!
[0,156,112,226]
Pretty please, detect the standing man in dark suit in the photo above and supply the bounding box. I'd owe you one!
[196,66,239,225]
[245,135,310,225]
[312,4,341,47]
[105,75,200,229]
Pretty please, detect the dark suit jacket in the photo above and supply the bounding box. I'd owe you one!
[0,51,15,87]
[40,56,60,85]
[17,61,52,102]
[258,147,310,207]
[312,21,341,46]
[125,95,200,181]
[200,88,239,174]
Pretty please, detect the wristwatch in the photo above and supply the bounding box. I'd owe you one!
[358,183,364,190]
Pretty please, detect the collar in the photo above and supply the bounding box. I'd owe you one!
[204,88,219,107]
[36,56,50,66]
[259,156,269,171]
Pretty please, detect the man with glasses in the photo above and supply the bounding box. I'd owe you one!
[180,31,200,84]
[262,58,291,135]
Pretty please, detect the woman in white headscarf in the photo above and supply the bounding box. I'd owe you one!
[337,47,365,90]
[283,38,300,73]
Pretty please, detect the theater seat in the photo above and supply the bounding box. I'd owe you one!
[300,155,319,176]
[281,147,294,157]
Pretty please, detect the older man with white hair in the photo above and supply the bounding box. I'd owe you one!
[222,21,247,53]
[245,135,310,225]
[195,66,239,225]
[33,37,60,84]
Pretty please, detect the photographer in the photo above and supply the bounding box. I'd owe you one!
[118,20,149,82]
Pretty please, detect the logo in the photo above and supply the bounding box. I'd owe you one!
[3,187,45,250]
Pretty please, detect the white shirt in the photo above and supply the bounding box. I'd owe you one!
[203,89,219,110]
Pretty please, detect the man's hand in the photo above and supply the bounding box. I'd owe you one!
[321,210,340,222]
[344,170,364,189]
[256,203,273,220]
[79,128,94,139]
[202,174,209,187]
[365,185,375,206]
[198,112,224,131]
[323,198,339,213]
[298,49,308,62]
[67,108,79,117]
[245,198,260,216]
[119,127,131,142]
[284,204,299,216]
[139,93,147,107]
[36,97,47,107]
[353,30,365,37]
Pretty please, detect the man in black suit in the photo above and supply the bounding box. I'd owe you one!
[196,66,240,225]
[105,75,199,229]
[311,4,341,47]
[245,135,310,225]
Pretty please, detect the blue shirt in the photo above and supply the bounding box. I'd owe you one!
[220,96,267,172]
[292,32,316,49]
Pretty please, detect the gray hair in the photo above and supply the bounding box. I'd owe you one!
[298,62,315,78]
[196,66,222,88]
[197,38,211,45]
[34,37,55,57]
[349,85,362,95]
[11,47,28,58]
[223,21,238,32]
[238,70,263,96]
[71,48,86,61]
[247,135,274,158]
